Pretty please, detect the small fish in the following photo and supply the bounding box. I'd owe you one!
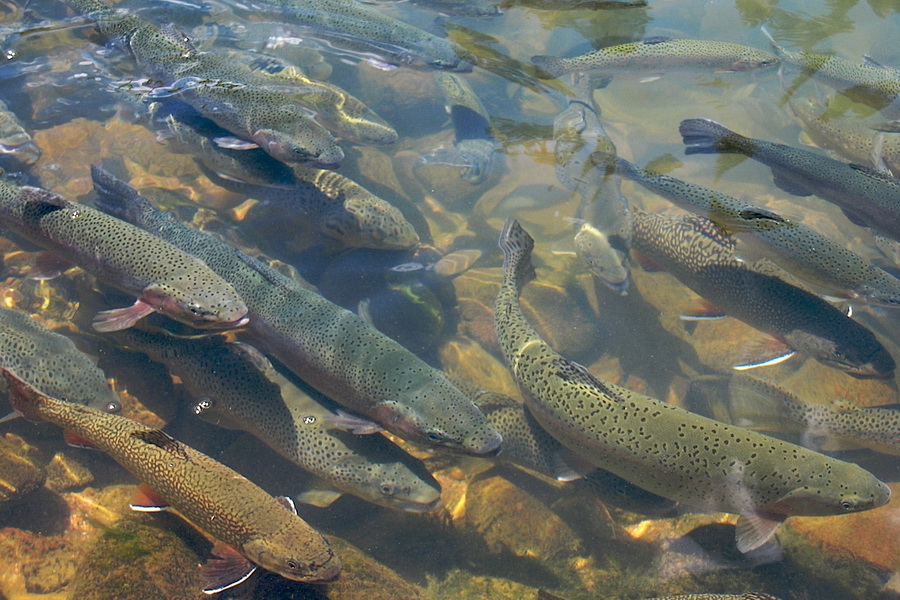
[90,166,502,456]
[532,37,779,80]
[116,329,442,511]
[0,98,40,166]
[630,210,894,378]
[679,118,900,242]
[0,178,248,332]
[1,368,340,593]
[495,218,890,553]
[692,373,900,457]
[572,221,630,294]
[0,306,121,414]
[592,150,900,308]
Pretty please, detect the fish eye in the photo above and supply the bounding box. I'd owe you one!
[380,483,395,496]
[105,400,121,413]
[286,559,299,571]
[425,431,443,442]
[841,501,853,510]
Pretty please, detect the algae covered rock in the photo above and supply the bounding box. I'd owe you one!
[0,433,44,510]
[44,451,94,493]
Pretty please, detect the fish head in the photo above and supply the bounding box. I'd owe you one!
[574,224,630,294]
[782,329,895,379]
[728,50,780,72]
[251,128,343,168]
[764,466,891,517]
[323,197,419,250]
[330,456,442,512]
[372,399,503,455]
[243,533,341,583]
[143,284,250,330]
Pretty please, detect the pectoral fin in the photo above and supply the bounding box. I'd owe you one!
[326,409,384,434]
[92,299,156,332]
[735,512,783,553]
[130,483,171,512]
[296,488,344,508]
[202,543,257,595]
[733,336,795,370]
[29,251,72,280]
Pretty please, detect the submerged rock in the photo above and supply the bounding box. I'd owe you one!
[0,433,44,510]
[44,452,94,493]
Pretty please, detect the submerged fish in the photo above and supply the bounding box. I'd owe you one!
[630,210,894,377]
[0,306,121,414]
[90,166,501,455]
[116,329,441,511]
[1,369,340,593]
[495,218,891,553]
[679,118,900,242]
[592,151,900,308]
[531,37,779,80]
[0,98,40,167]
[0,178,248,332]
[692,373,900,457]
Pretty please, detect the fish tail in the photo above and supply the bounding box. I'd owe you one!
[530,55,566,79]
[498,219,536,291]
[90,165,154,224]
[1,368,50,421]
[679,118,746,155]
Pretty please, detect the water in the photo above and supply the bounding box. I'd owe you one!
[0,0,897,598]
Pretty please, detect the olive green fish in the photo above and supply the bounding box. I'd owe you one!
[532,37,779,80]
[680,118,900,242]
[630,210,894,378]
[592,150,900,308]
[0,179,248,332]
[0,306,120,414]
[116,329,441,511]
[496,218,890,553]
[1,368,340,593]
[692,373,900,457]
[91,166,501,455]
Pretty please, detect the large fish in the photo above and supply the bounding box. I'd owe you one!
[691,373,900,457]
[1,368,340,593]
[679,118,900,242]
[630,210,894,378]
[592,151,900,308]
[64,0,344,167]
[495,218,890,553]
[0,178,248,332]
[116,329,442,511]
[531,37,779,80]
[0,306,121,414]
[90,166,502,455]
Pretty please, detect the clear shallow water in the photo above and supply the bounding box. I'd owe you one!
[0,0,898,599]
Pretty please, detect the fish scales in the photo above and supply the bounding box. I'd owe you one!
[495,218,890,552]
[2,369,340,585]
[90,166,501,455]
[116,329,441,511]
[0,179,248,332]
[630,211,894,377]
[679,118,900,241]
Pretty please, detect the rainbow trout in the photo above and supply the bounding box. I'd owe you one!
[679,118,900,242]
[630,210,894,378]
[592,151,900,308]
[64,0,344,167]
[532,38,778,80]
[116,329,441,511]
[495,218,891,553]
[1,368,340,593]
[0,306,121,414]
[90,166,502,455]
[0,179,248,332]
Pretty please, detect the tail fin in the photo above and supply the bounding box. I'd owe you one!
[90,165,155,225]
[498,219,536,290]
[679,118,739,155]
[530,55,566,79]
[1,368,49,421]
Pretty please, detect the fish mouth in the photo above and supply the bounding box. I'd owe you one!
[394,495,442,513]
[204,315,251,329]
[469,432,503,456]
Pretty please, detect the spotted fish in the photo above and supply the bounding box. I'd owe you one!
[495,218,891,553]
[1,368,340,593]
[592,150,900,308]
[116,329,441,511]
[679,118,900,242]
[630,210,894,378]
[0,306,120,414]
[532,37,779,80]
[90,166,501,455]
[0,178,248,332]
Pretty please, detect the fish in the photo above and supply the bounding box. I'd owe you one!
[0,98,40,167]
[1,368,340,593]
[592,150,900,308]
[229,0,473,72]
[64,0,344,167]
[691,373,900,457]
[640,594,781,600]
[495,217,891,553]
[0,178,249,332]
[90,166,502,455]
[630,210,894,378]
[572,221,630,294]
[0,306,121,414]
[531,37,779,80]
[679,118,900,242]
[115,329,441,511]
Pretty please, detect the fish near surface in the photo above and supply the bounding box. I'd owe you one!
[531,37,779,80]
[0,178,248,332]
[679,118,900,242]
[90,166,501,455]
[0,98,40,167]
[1,368,340,593]
[495,218,891,553]
[116,329,441,512]
[630,210,894,378]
